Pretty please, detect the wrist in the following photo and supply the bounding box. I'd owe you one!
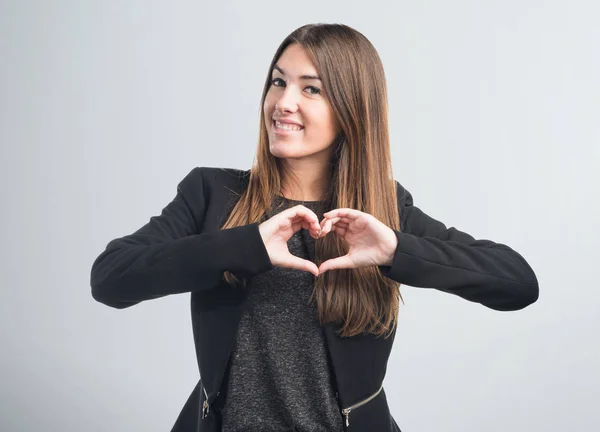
[381,229,398,266]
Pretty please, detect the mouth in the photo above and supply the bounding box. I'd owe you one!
[273,119,304,135]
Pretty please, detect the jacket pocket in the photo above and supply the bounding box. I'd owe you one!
[340,384,383,427]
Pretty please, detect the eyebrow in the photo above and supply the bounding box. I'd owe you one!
[272,65,321,81]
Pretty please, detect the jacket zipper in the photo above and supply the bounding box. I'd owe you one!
[201,383,220,419]
[340,384,383,427]
[200,284,247,421]
[201,383,210,419]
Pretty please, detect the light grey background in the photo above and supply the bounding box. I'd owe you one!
[1,1,598,431]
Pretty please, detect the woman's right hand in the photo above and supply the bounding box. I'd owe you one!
[258,205,322,277]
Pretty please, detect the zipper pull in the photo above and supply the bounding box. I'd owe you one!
[341,408,351,427]
[201,384,210,419]
[202,399,210,419]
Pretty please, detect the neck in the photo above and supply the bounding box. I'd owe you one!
[280,159,331,202]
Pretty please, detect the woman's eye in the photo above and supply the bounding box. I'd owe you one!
[306,86,321,95]
[270,78,321,95]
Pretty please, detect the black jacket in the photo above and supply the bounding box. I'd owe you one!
[90,167,539,432]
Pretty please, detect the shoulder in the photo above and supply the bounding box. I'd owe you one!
[177,166,251,200]
[392,179,415,230]
[393,180,413,206]
[178,166,249,186]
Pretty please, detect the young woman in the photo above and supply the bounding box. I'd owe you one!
[91,23,539,432]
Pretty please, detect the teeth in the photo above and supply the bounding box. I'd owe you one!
[275,120,303,131]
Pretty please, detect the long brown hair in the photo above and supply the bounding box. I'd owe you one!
[221,23,403,338]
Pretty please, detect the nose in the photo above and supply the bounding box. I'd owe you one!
[275,85,300,113]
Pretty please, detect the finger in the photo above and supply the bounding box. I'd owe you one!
[321,219,349,237]
[323,216,351,227]
[291,218,312,232]
[317,219,328,236]
[290,215,312,227]
[323,208,362,219]
[319,218,327,230]
[317,218,332,237]
[331,221,352,233]
[290,216,320,237]
[287,206,321,234]
[291,205,320,224]
[333,225,347,236]
[318,255,355,273]
[320,216,351,235]
[291,221,306,233]
[319,218,331,235]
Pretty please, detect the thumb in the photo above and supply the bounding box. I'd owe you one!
[281,253,320,277]
[318,255,354,274]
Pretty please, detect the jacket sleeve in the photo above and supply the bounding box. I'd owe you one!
[90,167,273,309]
[378,181,539,311]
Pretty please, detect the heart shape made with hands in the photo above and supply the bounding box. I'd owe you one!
[259,205,397,277]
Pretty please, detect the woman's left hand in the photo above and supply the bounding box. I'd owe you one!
[317,208,398,274]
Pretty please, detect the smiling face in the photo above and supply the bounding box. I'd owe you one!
[263,43,340,162]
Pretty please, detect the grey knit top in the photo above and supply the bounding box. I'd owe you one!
[220,195,345,432]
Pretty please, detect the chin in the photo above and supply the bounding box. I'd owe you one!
[270,140,332,160]
[269,147,300,159]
